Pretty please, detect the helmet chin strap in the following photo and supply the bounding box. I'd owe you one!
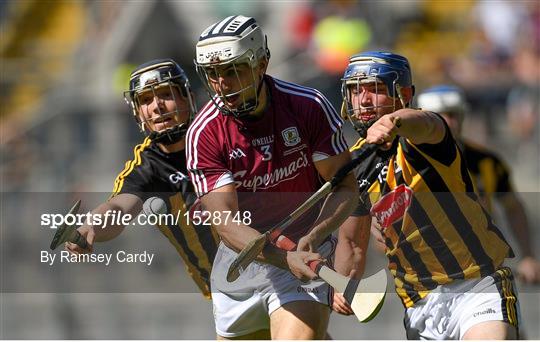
[149,123,188,145]
[349,116,378,138]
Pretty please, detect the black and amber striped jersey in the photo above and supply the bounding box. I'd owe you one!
[111,137,219,298]
[350,124,513,308]
[461,139,513,212]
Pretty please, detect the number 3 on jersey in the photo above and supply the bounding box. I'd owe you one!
[261,144,272,161]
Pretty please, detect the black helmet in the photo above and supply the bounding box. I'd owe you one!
[124,59,197,144]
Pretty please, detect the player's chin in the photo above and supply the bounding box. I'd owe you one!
[359,114,377,122]
[224,94,240,106]
[154,119,179,131]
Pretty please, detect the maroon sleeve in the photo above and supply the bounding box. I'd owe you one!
[306,90,348,161]
[186,109,234,197]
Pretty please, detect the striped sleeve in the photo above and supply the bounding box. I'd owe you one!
[186,102,234,197]
[110,138,153,200]
[273,79,348,161]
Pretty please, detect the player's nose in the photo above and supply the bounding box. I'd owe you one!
[150,96,166,113]
[359,91,372,105]
[218,77,231,91]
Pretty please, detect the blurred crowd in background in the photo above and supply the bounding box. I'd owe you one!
[1,0,539,339]
[1,0,538,193]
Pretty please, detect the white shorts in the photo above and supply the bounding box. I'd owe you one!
[211,237,336,338]
[404,267,520,340]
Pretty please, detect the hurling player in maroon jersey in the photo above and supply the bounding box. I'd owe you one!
[187,15,357,339]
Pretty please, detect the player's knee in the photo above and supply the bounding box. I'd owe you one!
[271,302,330,339]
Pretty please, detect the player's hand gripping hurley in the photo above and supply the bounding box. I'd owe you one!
[275,234,386,323]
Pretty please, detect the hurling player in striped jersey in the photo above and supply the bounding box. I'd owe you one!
[417,85,540,284]
[66,59,220,298]
[188,15,357,339]
[335,51,520,339]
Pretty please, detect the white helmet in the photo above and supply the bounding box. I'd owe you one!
[417,85,468,122]
[417,85,468,138]
[195,15,270,118]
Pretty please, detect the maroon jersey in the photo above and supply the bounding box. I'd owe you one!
[186,76,347,241]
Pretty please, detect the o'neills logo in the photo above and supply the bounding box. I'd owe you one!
[233,151,310,191]
[297,286,319,293]
[473,308,496,317]
[370,184,413,229]
[252,135,274,147]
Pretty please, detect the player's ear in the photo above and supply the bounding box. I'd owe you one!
[258,58,268,77]
[399,86,414,107]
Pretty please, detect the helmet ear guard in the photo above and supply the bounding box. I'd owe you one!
[340,102,348,120]
[263,35,271,61]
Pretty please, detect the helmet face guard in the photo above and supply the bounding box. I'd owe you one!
[124,59,196,144]
[195,50,263,118]
[341,52,413,136]
[194,15,270,118]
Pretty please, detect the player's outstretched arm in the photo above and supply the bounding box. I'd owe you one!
[65,193,142,254]
[366,109,446,148]
[297,151,359,252]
